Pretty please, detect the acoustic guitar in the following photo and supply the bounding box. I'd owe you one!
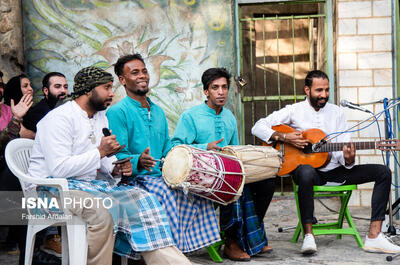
[263,124,400,176]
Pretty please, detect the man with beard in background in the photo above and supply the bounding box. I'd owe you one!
[22,72,69,139]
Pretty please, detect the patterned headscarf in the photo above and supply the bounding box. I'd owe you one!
[72,66,113,99]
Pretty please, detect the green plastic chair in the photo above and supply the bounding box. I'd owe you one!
[206,203,225,263]
[206,233,225,263]
[291,181,363,248]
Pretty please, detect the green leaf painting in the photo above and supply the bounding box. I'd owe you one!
[22,0,234,131]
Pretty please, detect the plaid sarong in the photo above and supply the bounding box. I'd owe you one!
[127,175,221,252]
[38,177,175,259]
[220,186,268,256]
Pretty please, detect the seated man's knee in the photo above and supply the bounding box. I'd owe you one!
[378,165,392,184]
[90,204,114,228]
[294,165,317,185]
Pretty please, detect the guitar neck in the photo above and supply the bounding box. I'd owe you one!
[316,141,376,153]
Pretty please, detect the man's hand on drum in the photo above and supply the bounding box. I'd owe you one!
[207,138,224,152]
[139,147,156,172]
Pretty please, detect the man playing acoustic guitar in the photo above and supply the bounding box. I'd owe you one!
[252,70,400,255]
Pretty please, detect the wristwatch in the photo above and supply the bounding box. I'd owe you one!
[11,117,22,124]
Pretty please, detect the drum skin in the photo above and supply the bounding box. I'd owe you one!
[162,145,245,205]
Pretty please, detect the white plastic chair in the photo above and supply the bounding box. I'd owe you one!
[5,138,128,265]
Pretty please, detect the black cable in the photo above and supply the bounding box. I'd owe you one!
[316,198,370,221]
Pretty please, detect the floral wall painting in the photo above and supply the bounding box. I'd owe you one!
[22,0,235,132]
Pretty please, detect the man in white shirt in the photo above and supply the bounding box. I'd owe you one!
[252,70,399,255]
[28,66,190,265]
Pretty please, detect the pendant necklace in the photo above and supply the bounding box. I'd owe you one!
[88,117,96,144]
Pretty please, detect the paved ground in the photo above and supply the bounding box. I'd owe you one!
[189,195,400,265]
[2,194,400,264]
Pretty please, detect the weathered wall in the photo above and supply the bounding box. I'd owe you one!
[336,0,394,206]
[0,0,24,81]
[22,0,236,132]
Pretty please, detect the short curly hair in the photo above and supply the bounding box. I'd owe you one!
[114,54,145,76]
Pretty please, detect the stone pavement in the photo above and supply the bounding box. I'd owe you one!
[189,195,400,265]
[1,195,400,265]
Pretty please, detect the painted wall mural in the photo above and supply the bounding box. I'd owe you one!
[22,0,235,132]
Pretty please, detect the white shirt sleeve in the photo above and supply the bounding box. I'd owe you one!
[36,115,102,178]
[251,105,293,143]
[99,156,116,174]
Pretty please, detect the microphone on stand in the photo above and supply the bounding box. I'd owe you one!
[312,138,327,152]
[314,99,371,151]
[340,99,372,114]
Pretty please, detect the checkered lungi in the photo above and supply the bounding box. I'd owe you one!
[37,177,175,259]
[220,185,268,256]
[127,175,221,253]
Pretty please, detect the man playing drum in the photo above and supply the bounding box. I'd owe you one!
[171,68,275,261]
[107,54,221,254]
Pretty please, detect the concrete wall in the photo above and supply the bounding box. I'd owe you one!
[0,0,24,81]
[22,0,236,132]
[336,0,394,206]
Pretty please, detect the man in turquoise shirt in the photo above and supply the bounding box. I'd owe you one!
[172,68,275,261]
[107,54,221,254]
[170,92,238,150]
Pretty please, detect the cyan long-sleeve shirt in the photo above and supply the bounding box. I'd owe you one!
[106,96,171,177]
[171,102,239,148]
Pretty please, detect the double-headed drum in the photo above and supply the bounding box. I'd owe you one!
[220,145,282,184]
[162,145,245,205]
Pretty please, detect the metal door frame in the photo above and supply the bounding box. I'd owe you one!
[234,0,335,144]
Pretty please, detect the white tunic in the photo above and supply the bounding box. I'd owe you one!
[251,99,353,171]
[29,100,115,180]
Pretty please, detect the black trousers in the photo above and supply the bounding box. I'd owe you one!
[247,178,276,223]
[291,164,391,224]
[221,178,276,239]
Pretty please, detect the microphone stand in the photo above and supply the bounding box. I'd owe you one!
[328,99,400,243]
[363,98,400,237]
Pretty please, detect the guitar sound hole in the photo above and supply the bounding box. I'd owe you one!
[303,143,313,154]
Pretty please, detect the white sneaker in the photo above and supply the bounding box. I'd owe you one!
[301,233,317,254]
[363,233,400,254]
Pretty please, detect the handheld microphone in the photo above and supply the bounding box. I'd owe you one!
[102,128,125,157]
[102,128,111,137]
[340,99,372,113]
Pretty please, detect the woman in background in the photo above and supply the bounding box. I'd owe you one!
[1,74,33,265]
